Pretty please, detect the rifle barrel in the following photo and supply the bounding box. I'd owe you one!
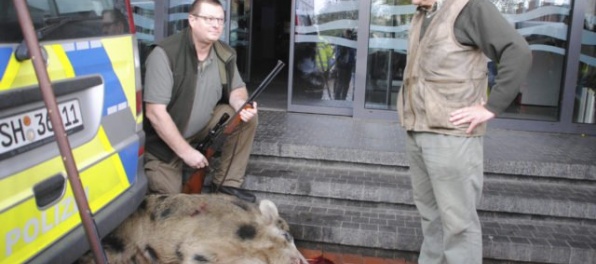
[224,60,285,126]
[247,60,285,103]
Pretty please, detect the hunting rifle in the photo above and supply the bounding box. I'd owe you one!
[182,60,285,194]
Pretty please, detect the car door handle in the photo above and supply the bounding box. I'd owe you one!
[33,174,66,208]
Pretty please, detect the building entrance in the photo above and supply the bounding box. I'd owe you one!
[233,0,291,110]
[130,0,595,135]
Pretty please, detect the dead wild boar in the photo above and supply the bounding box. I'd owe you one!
[77,194,308,264]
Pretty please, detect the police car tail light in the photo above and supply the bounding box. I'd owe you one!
[138,144,144,157]
[134,88,143,135]
[136,90,143,117]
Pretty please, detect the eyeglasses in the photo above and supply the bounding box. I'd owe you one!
[191,14,225,25]
[102,21,117,28]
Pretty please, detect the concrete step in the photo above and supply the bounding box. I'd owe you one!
[242,156,596,264]
[256,191,596,264]
[244,156,596,220]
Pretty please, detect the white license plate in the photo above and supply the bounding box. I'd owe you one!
[0,100,84,159]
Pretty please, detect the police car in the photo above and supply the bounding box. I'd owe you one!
[0,0,147,263]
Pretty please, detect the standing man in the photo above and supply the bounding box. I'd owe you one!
[397,0,532,263]
[334,29,356,100]
[143,0,258,203]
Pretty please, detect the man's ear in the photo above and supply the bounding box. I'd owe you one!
[188,15,197,30]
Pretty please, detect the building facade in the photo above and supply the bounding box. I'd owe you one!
[131,0,596,135]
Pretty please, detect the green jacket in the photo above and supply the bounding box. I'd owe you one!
[145,28,237,162]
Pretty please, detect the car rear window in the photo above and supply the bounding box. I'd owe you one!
[0,0,129,43]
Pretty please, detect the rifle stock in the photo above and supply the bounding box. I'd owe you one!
[181,162,206,194]
[183,60,285,194]
[181,149,214,194]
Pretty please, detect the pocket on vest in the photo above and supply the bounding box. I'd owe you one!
[422,79,481,130]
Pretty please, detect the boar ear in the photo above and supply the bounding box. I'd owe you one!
[258,199,279,225]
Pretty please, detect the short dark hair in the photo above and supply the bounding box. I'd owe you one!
[102,9,128,30]
[189,0,223,15]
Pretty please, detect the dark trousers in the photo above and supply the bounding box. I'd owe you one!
[334,67,352,100]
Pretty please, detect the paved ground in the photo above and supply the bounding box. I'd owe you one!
[252,110,596,180]
[299,247,416,264]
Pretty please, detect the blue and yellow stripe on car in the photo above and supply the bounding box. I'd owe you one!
[0,47,13,87]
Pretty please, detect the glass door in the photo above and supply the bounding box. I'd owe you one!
[362,0,413,112]
[289,0,359,115]
[573,0,596,124]
[493,0,571,122]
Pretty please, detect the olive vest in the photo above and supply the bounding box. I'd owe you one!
[145,28,237,162]
[397,0,488,136]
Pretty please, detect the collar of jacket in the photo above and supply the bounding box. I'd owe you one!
[417,0,444,18]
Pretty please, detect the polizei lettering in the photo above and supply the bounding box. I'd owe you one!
[4,188,89,257]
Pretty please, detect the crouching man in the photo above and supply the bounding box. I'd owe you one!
[144,0,257,202]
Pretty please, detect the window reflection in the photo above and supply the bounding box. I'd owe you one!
[493,0,570,121]
[367,0,573,120]
[292,0,359,107]
[574,0,596,124]
[365,0,414,110]
[168,1,192,34]
[131,0,156,80]
[230,0,251,80]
